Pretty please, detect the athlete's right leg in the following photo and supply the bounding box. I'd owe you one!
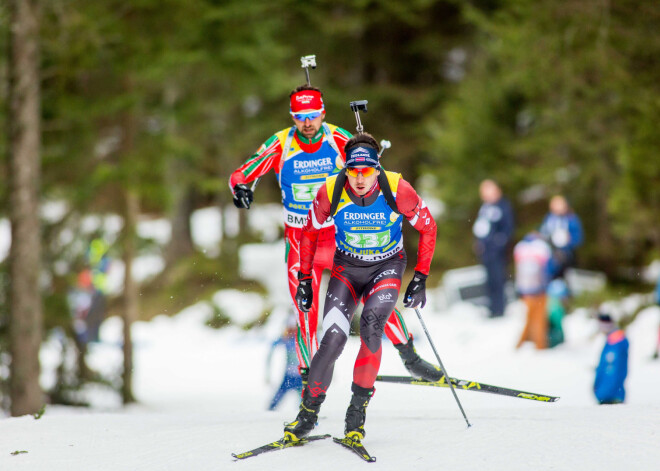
[284,263,360,440]
[306,264,360,398]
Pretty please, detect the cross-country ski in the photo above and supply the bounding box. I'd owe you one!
[376,375,560,402]
[231,434,330,460]
[333,434,377,462]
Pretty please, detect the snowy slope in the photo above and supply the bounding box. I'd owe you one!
[2,216,660,470]
[3,296,660,470]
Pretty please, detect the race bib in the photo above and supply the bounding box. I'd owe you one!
[345,231,391,249]
[291,182,324,202]
[551,229,570,248]
[473,218,491,238]
[516,260,544,292]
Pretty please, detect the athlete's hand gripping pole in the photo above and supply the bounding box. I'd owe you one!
[412,306,472,428]
[404,271,428,309]
[232,184,254,210]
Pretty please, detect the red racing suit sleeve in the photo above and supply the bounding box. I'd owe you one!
[228,132,285,192]
[395,178,437,275]
[299,184,332,275]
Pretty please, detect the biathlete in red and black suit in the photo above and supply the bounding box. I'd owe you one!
[229,86,442,388]
[284,132,437,443]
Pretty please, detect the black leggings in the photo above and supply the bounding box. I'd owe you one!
[306,250,407,397]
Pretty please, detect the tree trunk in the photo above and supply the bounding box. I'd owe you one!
[119,77,138,404]
[164,83,195,266]
[7,0,44,416]
[165,184,195,266]
[121,189,139,404]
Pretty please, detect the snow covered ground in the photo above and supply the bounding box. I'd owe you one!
[2,213,660,470]
[4,291,660,470]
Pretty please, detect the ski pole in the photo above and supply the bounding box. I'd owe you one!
[304,311,312,364]
[301,55,316,86]
[379,139,391,154]
[413,307,472,428]
[349,100,368,134]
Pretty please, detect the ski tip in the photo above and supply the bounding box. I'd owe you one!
[516,392,561,402]
[333,436,377,462]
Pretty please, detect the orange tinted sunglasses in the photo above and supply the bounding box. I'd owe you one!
[346,167,376,178]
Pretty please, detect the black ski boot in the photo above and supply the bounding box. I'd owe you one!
[344,383,375,441]
[284,388,325,441]
[394,337,443,382]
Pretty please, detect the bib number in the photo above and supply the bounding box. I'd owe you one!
[346,232,391,249]
[292,182,324,202]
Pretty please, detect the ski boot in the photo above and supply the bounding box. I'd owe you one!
[344,383,374,441]
[284,388,325,442]
[394,337,443,382]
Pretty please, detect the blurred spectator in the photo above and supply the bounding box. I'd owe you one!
[594,311,629,404]
[539,195,584,279]
[514,232,552,350]
[266,321,302,411]
[546,278,570,348]
[473,179,515,318]
[68,237,111,344]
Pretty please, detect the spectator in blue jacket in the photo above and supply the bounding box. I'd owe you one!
[539,195,584,279]
[473,179,515,318]
[594,311,629,405]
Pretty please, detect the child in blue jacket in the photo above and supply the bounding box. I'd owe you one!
[594,312,629,404]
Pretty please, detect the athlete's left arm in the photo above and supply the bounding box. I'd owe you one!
[395,178,437,275]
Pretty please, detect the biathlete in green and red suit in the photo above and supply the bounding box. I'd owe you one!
[229,85,441,386]
[284,132,437,442]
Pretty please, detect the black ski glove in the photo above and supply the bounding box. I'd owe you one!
[403,271,428,309]
[232,184,253,209]
[295,273,313,313]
